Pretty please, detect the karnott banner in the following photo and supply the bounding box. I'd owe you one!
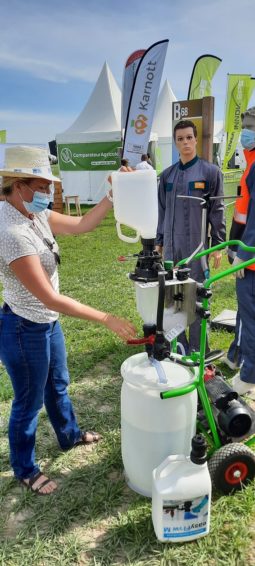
[223,74,255,169]
[188,54,222,100]
[58,141,121,171]
[121,49,146,132]
[122,39,169,167]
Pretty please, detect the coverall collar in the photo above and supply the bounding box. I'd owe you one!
[179,155,198,170]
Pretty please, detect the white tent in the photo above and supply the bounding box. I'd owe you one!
[56,62,122,203]
[152,79,177,172]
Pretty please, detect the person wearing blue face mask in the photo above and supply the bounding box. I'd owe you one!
[0,145,137,496]
[240,128,255,151]
[224,107,255,398]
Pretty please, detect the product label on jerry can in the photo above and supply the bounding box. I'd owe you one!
[162,495,209,539]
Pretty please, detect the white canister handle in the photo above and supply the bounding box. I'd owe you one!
[116,222,140,243]
[154,454,186,480]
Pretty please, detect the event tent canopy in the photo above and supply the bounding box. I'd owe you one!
[56,62,121,203]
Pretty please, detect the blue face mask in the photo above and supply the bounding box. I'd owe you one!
[23,185,52,213]
[240,128,255,150]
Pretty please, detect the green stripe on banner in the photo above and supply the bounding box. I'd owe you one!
[0,130,6,143]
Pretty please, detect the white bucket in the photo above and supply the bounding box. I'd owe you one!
[111,170,158,242]
[152,454,211,542]
[121,352,197,497]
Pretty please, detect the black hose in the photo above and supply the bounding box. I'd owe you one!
[156,271,165,332]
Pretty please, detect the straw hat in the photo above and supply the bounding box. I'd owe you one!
[0,146,60,182]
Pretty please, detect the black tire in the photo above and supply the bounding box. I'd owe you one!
[208,443,255,494]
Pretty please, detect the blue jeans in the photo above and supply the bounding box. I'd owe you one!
[0,304,81,479]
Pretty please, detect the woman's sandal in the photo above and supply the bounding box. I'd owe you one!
[73,431,102,447]
[19,471,57,496]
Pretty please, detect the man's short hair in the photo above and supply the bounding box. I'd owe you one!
[121,158,129,166]
[173,120,197,140]
[141,154,148,161]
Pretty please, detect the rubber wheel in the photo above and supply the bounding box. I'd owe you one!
[208,443,255,494]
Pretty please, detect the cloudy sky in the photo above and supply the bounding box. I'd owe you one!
[1,0,255,144]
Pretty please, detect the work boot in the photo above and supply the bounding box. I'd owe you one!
[231,372,255,399]
[221,356,240,370]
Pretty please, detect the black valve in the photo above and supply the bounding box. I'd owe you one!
[129,238,164,282]
[176,266,191,281]
[143,324,156,357]
[196,284,213,299]
[196,302,211,319]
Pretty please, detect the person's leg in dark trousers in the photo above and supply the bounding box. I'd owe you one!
[236,271,255,385]
[226,310,242,367]
[177,262,209,355]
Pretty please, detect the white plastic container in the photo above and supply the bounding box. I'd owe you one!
[111,169,158,242]
[121,352,197,497]
[134,281,159,324]
[152,452,211,542]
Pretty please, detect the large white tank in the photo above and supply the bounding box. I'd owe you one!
[121,352,197,497]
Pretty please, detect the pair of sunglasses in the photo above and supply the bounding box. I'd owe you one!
[43,237,61,265]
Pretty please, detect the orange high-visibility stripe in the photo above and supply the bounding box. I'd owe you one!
[234,149,255,270]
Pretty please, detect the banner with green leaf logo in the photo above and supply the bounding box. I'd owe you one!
[188,55,222,100]
[58,141,121,171]
[122,39,169,167]
[223,74,255,170]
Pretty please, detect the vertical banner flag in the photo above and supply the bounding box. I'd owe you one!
[0,130,6,143]
[223,74,255,169]
[122,39,169,167]
[188,54,222,100]
[121,50,146,133]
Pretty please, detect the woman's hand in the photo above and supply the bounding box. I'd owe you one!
[103,314,137,341]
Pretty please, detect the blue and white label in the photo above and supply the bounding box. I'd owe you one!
[162,495,209,539]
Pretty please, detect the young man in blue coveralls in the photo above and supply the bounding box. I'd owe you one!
[155,119,226,354]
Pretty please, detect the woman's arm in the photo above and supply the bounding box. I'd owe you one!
[48,196,112,236]
[10,255,136,340]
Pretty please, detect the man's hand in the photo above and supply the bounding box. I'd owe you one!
[232,256,245,278]
[209,251,222,269]
[155,245,163,255]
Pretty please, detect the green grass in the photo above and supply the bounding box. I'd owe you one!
[0,199,254,566]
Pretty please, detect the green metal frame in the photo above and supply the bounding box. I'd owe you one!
[161,240,255,455]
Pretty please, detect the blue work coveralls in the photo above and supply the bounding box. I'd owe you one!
[156,156,225,352]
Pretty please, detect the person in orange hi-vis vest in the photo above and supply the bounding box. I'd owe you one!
[226,107,255,398]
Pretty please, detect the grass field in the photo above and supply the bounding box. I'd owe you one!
[0,195,254,566]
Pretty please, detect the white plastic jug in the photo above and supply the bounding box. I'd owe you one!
[111,169,158,242]
[152,452,211,542]
[121,352,197,497]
